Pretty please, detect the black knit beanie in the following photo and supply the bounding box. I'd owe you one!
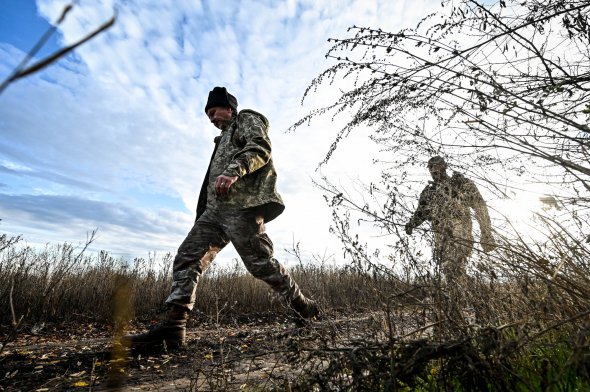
[204,87,238,113]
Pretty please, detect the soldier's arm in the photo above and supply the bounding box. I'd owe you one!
[222,111,271,178]
[464,179,497,251]
[407,187,430,232]
[465,180,492,234]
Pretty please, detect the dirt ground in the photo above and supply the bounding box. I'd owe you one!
[1,312,415,391]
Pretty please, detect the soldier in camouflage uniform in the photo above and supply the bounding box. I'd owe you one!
[123,87,318,349]
[405,156,496,329]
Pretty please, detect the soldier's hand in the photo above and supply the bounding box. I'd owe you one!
[481,232,497,253]
[215,175,238,197]
[405,223,413,235]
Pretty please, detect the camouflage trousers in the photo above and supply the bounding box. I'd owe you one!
[433,222,473,333]
[165,208,302,311]
[433,220,473,286]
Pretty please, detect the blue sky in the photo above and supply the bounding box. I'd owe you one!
[0,0,440,264]
[0,0,62,58]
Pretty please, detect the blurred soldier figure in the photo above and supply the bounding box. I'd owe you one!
[405,156,496,329]
[123,87,318,349]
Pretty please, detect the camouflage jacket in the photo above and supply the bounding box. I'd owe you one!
[196,109,285,222]
[408,172,492,237]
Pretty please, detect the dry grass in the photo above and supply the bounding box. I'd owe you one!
[0,236,405,327]
[1,229,589,390]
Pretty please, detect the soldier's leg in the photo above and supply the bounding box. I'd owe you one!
[224,209,318,321]
[432,238,448,337]
[431,234,465,337]
[441,255,467,288]
[121,211,229,348]
[166,211,230,311]
[440,238,472,334]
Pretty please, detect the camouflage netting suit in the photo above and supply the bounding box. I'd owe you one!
[406,171,494,327]
[407,172,493,282]
[165,109,304,311]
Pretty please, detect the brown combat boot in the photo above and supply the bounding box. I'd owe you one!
[290,296,319,327]
[121,305,188,349]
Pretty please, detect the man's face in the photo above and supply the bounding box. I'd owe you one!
[207,106,232,130]
[428,163,446,181]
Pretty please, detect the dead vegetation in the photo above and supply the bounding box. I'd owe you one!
[1,229,589,390]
